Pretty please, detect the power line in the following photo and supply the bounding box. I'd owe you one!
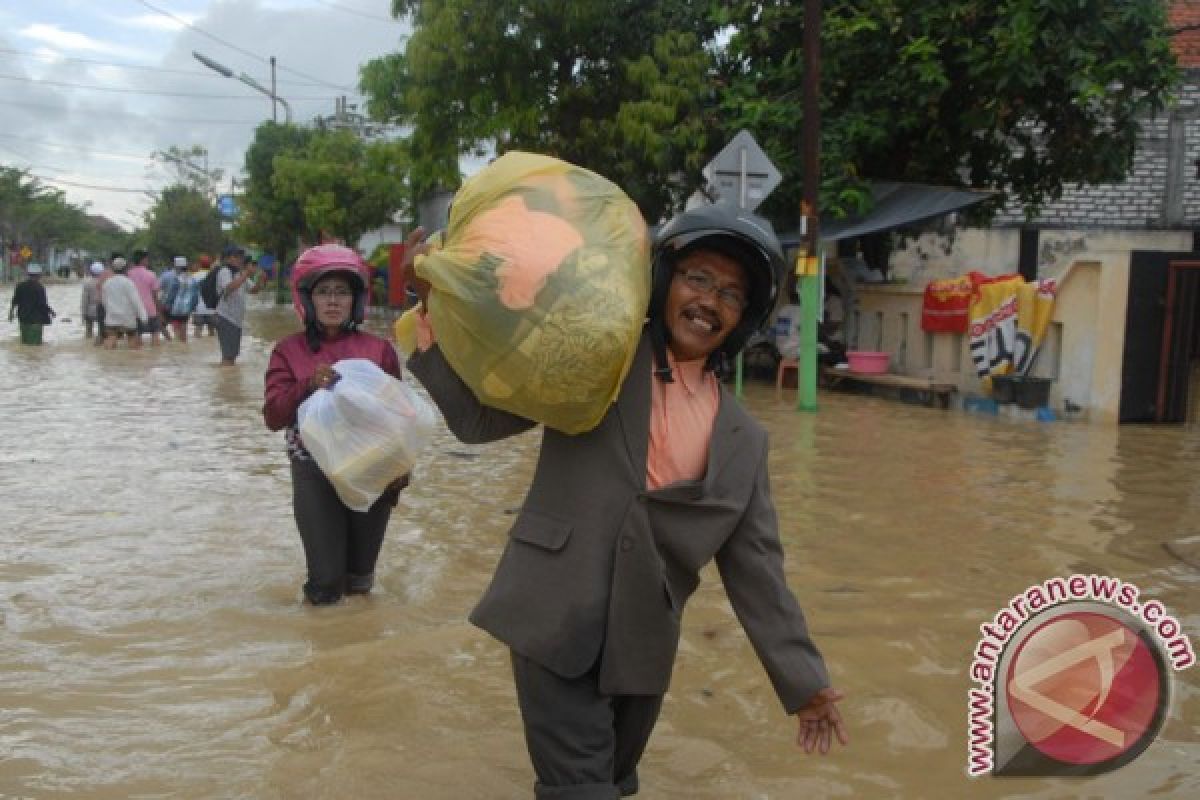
[0,133,146,164]
[0,148,155,191]
[34,175,160,194]
[0,47,330,88]
[134,0,355,92]
[0,73,333,100]
[0,97,312,125]
[312,0,397,24]
[0,133,241,170]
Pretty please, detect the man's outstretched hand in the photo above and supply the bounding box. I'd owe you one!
[794,687,848,755]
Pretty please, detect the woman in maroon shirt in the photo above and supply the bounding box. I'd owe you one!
[263,245,407,605]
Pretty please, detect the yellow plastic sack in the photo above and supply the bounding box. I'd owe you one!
[414,151,650,434]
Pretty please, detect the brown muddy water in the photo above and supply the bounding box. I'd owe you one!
[1,282,1197,799]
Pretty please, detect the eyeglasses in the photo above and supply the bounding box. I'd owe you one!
[674,269,747,311]
[312,287,353,300]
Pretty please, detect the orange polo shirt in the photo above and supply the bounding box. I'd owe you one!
[647,355,720,490]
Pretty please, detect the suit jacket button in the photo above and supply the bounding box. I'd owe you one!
[620,536,634,551]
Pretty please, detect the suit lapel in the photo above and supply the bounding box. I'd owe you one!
[622,332,750,499]
[616,334,653,488]
[706,385,748,485]
[647,389,747,508]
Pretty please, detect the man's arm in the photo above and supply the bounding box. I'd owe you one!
[407,344,536,444]
[714,443,847,752]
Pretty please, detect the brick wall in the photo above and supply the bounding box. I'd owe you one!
[993,73,1200,230]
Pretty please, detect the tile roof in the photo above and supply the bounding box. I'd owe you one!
[1171,1,1200,68]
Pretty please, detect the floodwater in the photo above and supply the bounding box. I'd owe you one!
[1,281,1197,799]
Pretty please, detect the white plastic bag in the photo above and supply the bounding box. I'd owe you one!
[297,358,437,512]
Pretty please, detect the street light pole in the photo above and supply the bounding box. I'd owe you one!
[193,50,292,124]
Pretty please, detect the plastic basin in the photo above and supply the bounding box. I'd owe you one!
[846,351,890,374]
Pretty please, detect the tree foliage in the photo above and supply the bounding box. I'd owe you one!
[238,123,408,273]
[0,166,118,264]
[142,185,223,261]
[238,122,315,266]
[152,145,224,200]
[272,130,409,246]
[720,0,1180,219]
[363,0,1179,225]
[361,0,721,221]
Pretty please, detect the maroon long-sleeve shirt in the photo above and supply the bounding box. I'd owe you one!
[263,330,403,442]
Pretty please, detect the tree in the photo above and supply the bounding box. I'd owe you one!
[271,129,410,246]
[363,1,1179,226]
[0,167,102,268]
[360,0,721,221]
[152,145,224,200]
[237,122,314,269]
[719,0,1180,220]
[142,185,223,261]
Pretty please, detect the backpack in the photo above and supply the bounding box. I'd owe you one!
[170,275,199,317]
[200,266,225,310]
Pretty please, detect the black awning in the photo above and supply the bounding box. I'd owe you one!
[779,181,998,245]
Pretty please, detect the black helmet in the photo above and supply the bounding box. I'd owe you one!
[649,204,788,378]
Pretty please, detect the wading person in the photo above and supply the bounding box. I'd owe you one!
[8,263,55,345]
[164,256,198,342]
[404,204,848,799]
[81,261,103,339]
[93,257,116,347]
[192,254,216,337]
[262,244,408,606]
[100,257,148,350]
[128,249,163,346]
[215,245,262,365]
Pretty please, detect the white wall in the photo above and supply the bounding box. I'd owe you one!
[884,226,1192,284]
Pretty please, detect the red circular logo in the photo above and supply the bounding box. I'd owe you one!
[1005,611,1163,766]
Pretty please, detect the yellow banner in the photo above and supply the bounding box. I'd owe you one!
[968,276,1057,382]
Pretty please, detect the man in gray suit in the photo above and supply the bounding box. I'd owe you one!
[405,204,847,799]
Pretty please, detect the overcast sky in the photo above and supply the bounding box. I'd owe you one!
[0,0,408,230]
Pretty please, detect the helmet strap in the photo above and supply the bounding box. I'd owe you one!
[649,318,675,383]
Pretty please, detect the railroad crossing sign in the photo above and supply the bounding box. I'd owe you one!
[702,129,781,212]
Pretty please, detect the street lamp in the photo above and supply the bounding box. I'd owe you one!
[193,50,292,124]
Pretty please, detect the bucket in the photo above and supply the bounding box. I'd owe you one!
[1013,376,1052,409]
[991,374,1017,404]
[846,351,890,374]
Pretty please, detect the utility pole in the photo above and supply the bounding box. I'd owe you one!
[270,56,278,124]
[798,0,822,412]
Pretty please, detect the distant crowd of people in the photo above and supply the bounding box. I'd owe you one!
[9,244,266,363]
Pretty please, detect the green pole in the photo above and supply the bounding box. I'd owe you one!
[735,352,744,397]
[798,258,820,411]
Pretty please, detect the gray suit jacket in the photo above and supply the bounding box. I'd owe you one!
[407,332,830,713]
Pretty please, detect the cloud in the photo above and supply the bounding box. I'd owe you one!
[2,1,411,232]
[17,24,114,54]
[120,13,197,33]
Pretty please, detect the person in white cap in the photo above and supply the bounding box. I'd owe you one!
[81,261,104,339]
[100,256,148,349]
[8,263,56,345]
[164,255,200,342]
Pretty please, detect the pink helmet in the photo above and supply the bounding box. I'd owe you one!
[291,244,371,326]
